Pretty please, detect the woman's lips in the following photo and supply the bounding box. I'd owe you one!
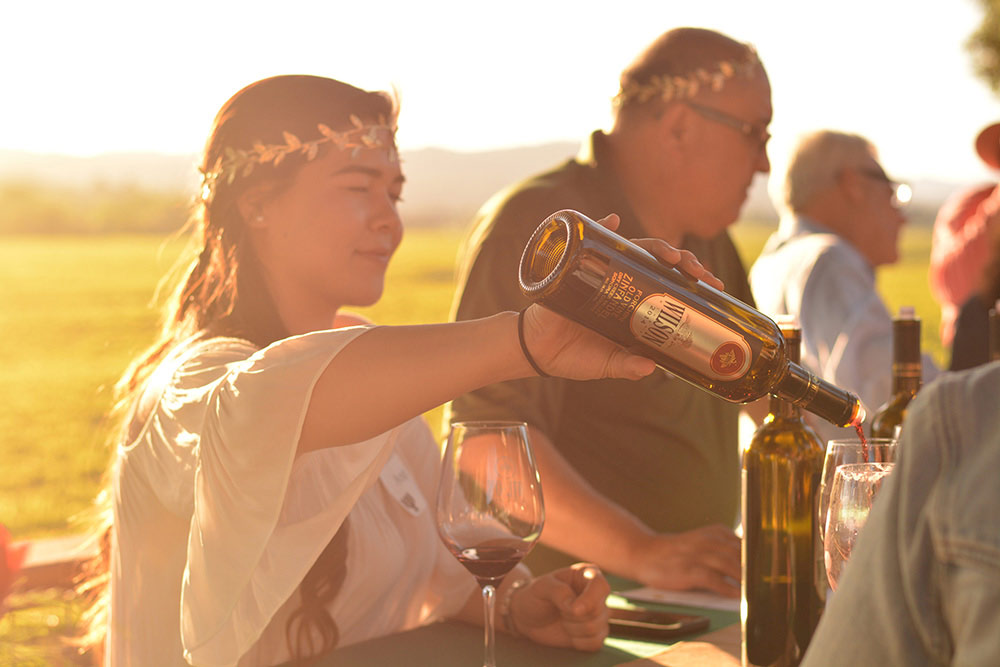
[356,248,392,264]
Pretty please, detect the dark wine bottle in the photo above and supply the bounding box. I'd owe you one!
[518,209,865,427]
[990,299,1000,363]
[869,306,922,439]
[742,321,824,667]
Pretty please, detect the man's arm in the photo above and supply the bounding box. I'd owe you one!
[525,425,740,596]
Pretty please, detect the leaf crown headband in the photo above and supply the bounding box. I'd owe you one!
[198,114,397,203]
[612,47,761,109]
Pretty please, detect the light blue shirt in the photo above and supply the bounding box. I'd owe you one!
[749,214,938,443]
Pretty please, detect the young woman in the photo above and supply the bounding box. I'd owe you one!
[81,74,722,665]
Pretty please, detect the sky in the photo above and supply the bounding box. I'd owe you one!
[3,0,1000,184]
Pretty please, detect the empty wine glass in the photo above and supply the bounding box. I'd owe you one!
[823,461,894,590]
[818,437,896,542]
[436,421,544,667]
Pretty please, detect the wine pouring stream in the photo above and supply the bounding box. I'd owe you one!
[518,210,866,431]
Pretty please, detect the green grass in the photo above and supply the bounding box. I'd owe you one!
[0,589,86,665]
[0,236,188,538]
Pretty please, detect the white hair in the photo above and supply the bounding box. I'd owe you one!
[781,130,877,213]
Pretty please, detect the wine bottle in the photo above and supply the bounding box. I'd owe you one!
[517,209,865,427]
[990,299,1000,363]
[742,321,824,667]
[869,306,922,439]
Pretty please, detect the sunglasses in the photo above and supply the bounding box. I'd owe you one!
[858,167,911,207]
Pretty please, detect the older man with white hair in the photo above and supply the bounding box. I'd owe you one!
[749,129,939,443]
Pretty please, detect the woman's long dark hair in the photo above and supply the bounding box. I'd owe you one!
[76,75,398,663]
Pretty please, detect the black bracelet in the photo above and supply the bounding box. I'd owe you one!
[517,308,551,378]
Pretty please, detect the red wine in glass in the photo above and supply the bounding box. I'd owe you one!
[437,421,544,667]
[450,539,534,586]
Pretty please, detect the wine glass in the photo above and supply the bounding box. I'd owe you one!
[818,437,896,542]
[436,421,545,667]
[823,461,894,590]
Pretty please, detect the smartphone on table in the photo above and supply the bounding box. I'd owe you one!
[607,606,710,640]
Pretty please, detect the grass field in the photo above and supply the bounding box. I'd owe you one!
[1,221,945,541]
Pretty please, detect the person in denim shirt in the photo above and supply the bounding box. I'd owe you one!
[802,362,1000,665]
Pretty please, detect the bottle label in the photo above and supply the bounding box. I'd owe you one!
[630,292,752,380]
[892,361,922,379]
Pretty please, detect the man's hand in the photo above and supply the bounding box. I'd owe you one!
[628,524,741,597]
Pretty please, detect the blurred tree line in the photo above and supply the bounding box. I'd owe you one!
[0,182,190,234]
[970,0,1000,95]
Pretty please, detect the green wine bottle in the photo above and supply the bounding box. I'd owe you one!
[742,321,825,666]
[518,209,864,426]
[869,307,922,439]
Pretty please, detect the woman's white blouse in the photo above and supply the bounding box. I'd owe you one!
[108,329,475,666]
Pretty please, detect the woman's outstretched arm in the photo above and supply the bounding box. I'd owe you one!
[297,308,653,452]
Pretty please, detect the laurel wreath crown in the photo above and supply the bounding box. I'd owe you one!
[198,114,397,202]
[612,48,761,108]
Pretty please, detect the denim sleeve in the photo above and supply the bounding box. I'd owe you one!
[930,366,1000,665]
[803,365,1000,665]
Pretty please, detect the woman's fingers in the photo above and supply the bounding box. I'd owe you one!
[572,211,725,290]
[594,212,621,231]
[552,563,611,616]
[551,565,611,649]
[511,565,611,651]
[631,238,726,290]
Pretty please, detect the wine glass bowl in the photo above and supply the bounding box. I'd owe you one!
[436,421,544,666]
[818,437,896,541]
[823,461,894,590]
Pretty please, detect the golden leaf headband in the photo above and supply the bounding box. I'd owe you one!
[612,47,761,109]
[199,114,397,203]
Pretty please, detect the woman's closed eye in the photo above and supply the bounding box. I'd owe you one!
[338,176,375,194]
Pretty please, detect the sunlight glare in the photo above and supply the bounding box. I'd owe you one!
[895,183,913,207]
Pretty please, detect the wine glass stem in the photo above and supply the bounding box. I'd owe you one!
[482,583,497,667]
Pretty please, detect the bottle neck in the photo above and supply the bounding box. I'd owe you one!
[891,363,922,395]
[774,361,864,427]
[892,319,921,394]
[768,392,802,420]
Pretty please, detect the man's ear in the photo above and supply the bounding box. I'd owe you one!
[236,183,277,229]
[657,102,691,150]
[837,167,865,204]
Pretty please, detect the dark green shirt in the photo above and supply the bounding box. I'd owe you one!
[449,132,754,573]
